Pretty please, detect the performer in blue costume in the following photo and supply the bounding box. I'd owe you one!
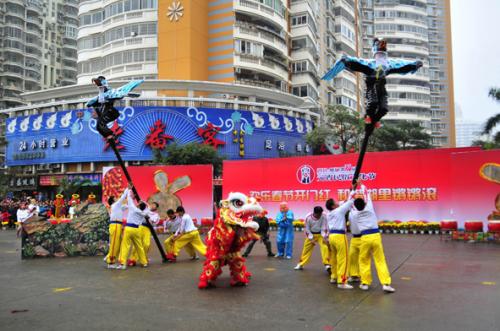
[275,202,294,259]
[88,77,143,140]
[322,38,423,128]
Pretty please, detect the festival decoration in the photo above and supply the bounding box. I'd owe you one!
[87,193,96,204]
[197,122,225,150]
[199,192,263,289]
[147,170,191,219]
[54,194,64,219]
[70,194,80,206]
[145,119,173,150]
[103,121,125,151]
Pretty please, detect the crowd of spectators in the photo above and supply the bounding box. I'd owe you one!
[0,197,75,229]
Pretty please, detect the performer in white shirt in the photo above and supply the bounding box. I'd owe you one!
[167,206,206,262]
[163,209,197,260]
[104,188,128,267]
[347,211,362,283]
[114,188,149,269]
[294,206,330,272]
[350,183,395,293]
[28,198,40,216]
[128,202,160,266]
[325,184,357,290]
[16,202,33,238]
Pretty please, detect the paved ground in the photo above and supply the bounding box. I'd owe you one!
[0,230,499,331]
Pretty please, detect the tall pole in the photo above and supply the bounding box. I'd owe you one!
[352,124,374,185]
[108,139,168,263]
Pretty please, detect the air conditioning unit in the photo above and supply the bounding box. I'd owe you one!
[131,161,141,165]
[235,68,241,74]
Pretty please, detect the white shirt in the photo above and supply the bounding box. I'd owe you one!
[349,213,361,235]
[146,210,160,226]
[304,213,328,239]
[175,213,197,236]
[110,189,128,221]
[349,185,378,233]
[28,203,39,216]
[17,209,32,223]
[126,191,148,226]
[327,193,355,232]
[165,216,182,233]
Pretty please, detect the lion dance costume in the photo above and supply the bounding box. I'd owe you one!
[198,192,263,289]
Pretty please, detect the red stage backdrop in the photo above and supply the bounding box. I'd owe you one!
[102,165,213,220]
[223,148,499,228]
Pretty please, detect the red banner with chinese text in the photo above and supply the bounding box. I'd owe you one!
[223,148,499,226]
[102,165,213,220]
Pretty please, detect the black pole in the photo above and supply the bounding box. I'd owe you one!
[108,139,168,263]
[352,124,374,185]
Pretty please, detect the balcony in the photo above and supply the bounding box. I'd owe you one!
[235,0,287,31]
[235,23,288,55]
[235,54,289,81]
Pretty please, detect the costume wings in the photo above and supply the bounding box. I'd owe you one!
[86,79,144,107]
[322,56,421,80]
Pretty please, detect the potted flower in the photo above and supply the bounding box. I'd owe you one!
[407,221,417,234]
[293,220,305,231]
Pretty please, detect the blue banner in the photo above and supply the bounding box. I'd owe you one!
[5,106,313,166]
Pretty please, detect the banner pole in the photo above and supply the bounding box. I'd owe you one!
[352,124,374,185]
[108,139,168,263]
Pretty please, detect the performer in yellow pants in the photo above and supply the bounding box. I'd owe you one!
[113,187,150,270]
[107,221,123,264]
[128,203,160,265]
[163,209,197,259]
[358,232,391,286]
[350,183,394,293]
[325,190,356,289]
[118,224,148,267]
[172,230,206,258]
[294,206,330,271]
[328,232,350,285]
[347,217,362,282]
[105,188,128,266]
[348,235,361,281]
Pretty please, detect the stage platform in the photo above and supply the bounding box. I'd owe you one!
[0,231,498,331]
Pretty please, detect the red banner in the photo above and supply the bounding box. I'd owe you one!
[223,148,499,227]
[102,165,213,220]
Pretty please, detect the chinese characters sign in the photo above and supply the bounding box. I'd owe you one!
[223,148,500,225]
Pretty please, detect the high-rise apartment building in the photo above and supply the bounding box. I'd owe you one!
[360,0,455,147]
[427,0,455,147]
[0,0,79,109]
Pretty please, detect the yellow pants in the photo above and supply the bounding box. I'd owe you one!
[297,234,330,266]
[173,230,207,257]
[164,234,196,257]
[129,225,151,262]
[329,233,349,284]
[106,222,122,264]
[118,226,148,266]
[359,233,391,285]
[348,236,361,278]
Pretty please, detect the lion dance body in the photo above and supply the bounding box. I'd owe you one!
[198,192,263,289]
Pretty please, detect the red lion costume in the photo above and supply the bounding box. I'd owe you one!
[199,192,262,289]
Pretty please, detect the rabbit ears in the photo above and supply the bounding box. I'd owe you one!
[153,170,192,193]
[168,176,191,193]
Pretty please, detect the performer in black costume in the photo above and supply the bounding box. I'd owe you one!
[91,76,120,140]
[322,38,423,128]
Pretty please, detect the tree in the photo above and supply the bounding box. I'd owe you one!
[306,105,363,154]
[154,143,224,176]
[370,121,432,151]
[57,178,93,196]
[482,87,500,135]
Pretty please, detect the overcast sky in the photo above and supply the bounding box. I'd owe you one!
[451,0,500,123]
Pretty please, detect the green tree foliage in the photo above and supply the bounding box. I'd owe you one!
[473,87,500,149]
[57,178,93,196]
[307,104,432,153]
[153,143,224,176]
[370,121,432,151]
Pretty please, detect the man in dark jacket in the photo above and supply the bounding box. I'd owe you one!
[242,211,275,257]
